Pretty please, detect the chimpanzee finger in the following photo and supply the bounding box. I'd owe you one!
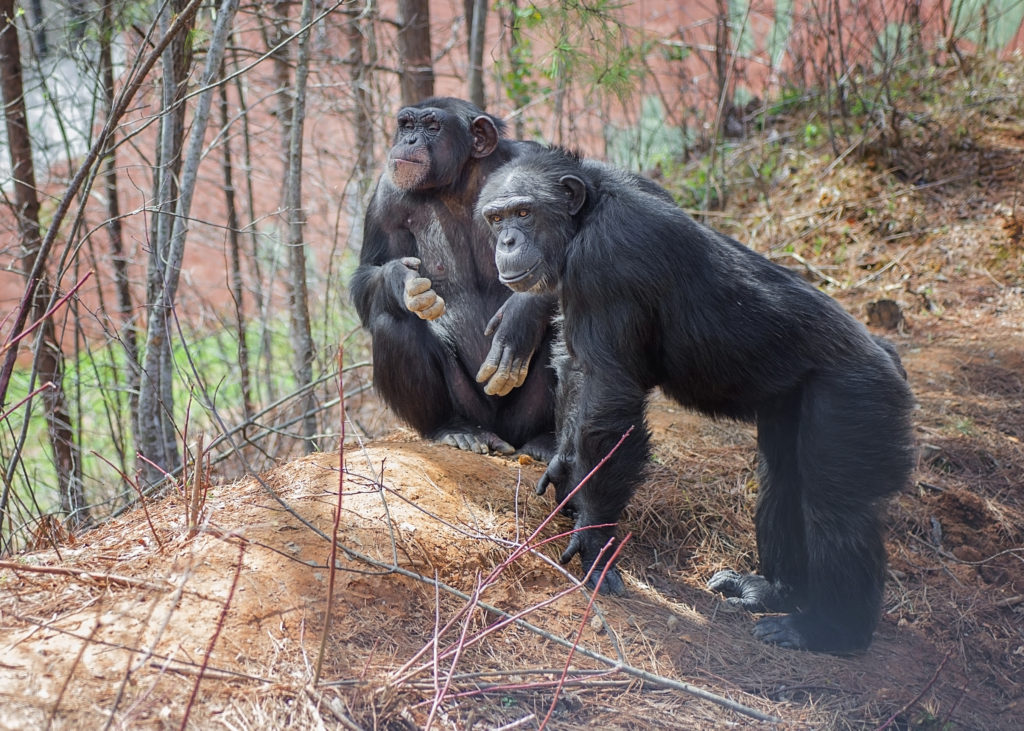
[559,532,582,565]
[589,565,626,596]
[512,355,531,388]
[399,256,421,271]
[535,471,551,496]
[419,296,446,320]
[405,276,432,297]
[486,434,516,455]
[483,348,516,396]
[483,308,503,337]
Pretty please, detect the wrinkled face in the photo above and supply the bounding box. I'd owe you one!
[480,194,549,293]
[386,104,499,192]
[479,165,586,294]
[387,107,449,191]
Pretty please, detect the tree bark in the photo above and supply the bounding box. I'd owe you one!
[99,1,140,444]
[219,70,254,422]
[397,0,434,105]
[138,0,240,486]
[0,0,87,525]
[466,0,487,107]
[284,0,318,450]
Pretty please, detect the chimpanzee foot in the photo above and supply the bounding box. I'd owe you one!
[707,570,793,613]
[752,615,807,650]
[436,427,515,456]
[559,528,626,595]
[517,433,555,463]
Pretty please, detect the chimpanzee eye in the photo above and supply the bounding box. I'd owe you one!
[517,209,529,217]
[489,214,503,224]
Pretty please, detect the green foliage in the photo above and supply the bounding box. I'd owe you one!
[496,0,647,112]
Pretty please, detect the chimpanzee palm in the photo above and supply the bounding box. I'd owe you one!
[477,147,915,653]
[351,98,556,459]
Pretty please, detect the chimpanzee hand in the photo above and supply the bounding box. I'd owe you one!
[476,293,552,396]
[391,256,445,320]
[706,569,792,613]
[559,524,626,596]
[535,453,578,517]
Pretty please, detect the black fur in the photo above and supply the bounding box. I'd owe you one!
[351,98,556,459]
[477,146,915,653]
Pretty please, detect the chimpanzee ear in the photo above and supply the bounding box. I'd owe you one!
[559,175,587,215]
[469,116,499,158]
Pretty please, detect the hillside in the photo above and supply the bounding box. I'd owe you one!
[2,67,1023,730]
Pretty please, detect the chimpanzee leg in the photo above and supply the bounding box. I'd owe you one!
[708,388,806,614]
[370,312,454,436]
[752,369,912,652]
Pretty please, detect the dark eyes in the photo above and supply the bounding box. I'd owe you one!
[397,116,439,132]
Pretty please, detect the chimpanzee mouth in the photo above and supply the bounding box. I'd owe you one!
[498,263,539,288]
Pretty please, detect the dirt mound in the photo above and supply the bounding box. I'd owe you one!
[3,404,1022,729]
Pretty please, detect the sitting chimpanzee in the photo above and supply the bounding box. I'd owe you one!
[477,147,915,653]
[351,98,557,459]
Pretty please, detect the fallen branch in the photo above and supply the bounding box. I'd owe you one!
[0,560,171,592]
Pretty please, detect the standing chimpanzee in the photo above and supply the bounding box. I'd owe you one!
[477,147,915,653]
[351,98,557,459]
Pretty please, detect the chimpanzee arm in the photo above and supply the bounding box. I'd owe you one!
[350,187,454,436]
[555,367,651,596]
[476,292,558,396]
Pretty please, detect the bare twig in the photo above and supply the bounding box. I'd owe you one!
[0,560,171,591]
[314,348,346,685]
[90,451,165,551]
[874,650,952,731]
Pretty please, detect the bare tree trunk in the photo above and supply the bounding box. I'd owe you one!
[228,43,273,404]
[219,71,254,422]
[500,0,527,138]
[138,0,240,486]
[343,6,375,191]
[99,1,140,438]
[284,0,318,450]
[0,0,87,525]
[397,0,434,105]
[466,0,487,107]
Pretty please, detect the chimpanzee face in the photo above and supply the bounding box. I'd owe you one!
[387,104,498,192]
[479,167,587,294]
[481,196,547,292]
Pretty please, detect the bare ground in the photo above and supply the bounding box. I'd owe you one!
[2,72,1023,730]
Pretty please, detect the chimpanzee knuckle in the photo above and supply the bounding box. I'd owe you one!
[405,276,432,296]
[489,436,516,455]
[422,299,446,321]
